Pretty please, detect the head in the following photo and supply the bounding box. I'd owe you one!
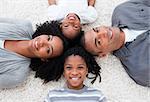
[62,46,101,90]
[60,13,81,40]
[31,21,68,59]
[81,26,123,57]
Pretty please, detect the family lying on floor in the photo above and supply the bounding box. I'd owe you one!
[0,0,149,101]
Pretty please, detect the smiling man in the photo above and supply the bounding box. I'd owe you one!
[81,0,150,87]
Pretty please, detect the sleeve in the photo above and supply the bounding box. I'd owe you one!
[99,96,107,102]
[0,18,34,39]
[44,91,52,102]
[79,6,98,24]
[47,5,66,21]
[97,90,107,102]
[0,17,32,28]
[0,59,30,88]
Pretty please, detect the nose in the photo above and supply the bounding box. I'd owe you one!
[68,20,75,24]
[39,39,49,48]
[98,30,107,38]
[71,69,78,75]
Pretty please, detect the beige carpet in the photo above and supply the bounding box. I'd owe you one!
[0,0,149,102]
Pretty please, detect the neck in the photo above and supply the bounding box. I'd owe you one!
[5,40,34,58]
[116,30,125,49]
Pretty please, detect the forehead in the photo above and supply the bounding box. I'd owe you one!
[84,30,100,56]
[65,55,85,63]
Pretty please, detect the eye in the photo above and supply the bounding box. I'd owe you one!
[47,35,50,41]
[97,39,101,45]
[74,25,79,29]
[93,27,99,33]
[78,66,84,70]
[65,66,72,70]
[47,48,50,54]
[63,24,69,27]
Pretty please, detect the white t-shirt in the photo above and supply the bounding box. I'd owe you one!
[47,0,98,24]
[122,28,147,43]
[0,40,4,49]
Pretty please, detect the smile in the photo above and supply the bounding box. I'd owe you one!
[33,39,38,51]
[70,77,81,81]
[108,28,113,39]
[68,16,76,20]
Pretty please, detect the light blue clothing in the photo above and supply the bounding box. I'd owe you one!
[0,18,34,88]
[45,85,107,102]
[112,0,150,87]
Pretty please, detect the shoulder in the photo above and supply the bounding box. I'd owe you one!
[85,86,107,100]
[47,87,66,95]
[86,87,104,95]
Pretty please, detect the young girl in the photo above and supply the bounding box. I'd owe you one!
[47,0,98,40]
[44,46,107,102]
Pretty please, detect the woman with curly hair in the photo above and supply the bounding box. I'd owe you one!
[0,18,68,88]
[44,46,107,102]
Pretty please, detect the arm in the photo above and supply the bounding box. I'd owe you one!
[48,0,56,5]
[88,0,95,6]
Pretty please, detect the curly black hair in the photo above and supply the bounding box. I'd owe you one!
[61,46,101,84]
[30,21,69,83]
[66,30,84,47]
[32,20,68,51]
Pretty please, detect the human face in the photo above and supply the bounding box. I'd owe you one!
[64,55,88,90]
[29,35,63,59]
[83,26,121,57]
[61,13,81,39]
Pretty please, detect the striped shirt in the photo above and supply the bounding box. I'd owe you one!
[44,85,107,102]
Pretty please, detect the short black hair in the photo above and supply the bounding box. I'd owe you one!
[61,46,101,84]
[66,30,84,47]
[30,21,69,83]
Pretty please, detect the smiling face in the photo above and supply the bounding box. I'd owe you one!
[83,26,122,57]
[29,35,63,59]
[63,55,88,90]
[61,13,81,39]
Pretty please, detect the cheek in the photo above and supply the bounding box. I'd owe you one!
[63,71,69,79]
[82,70,88,79]
[38,49,47,57]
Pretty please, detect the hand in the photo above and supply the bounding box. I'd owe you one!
[88,0,95,6]
[48,0,56,5]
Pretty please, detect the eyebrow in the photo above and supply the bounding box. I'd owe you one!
[49,36,54,56]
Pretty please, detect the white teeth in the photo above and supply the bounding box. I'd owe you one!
[71,78,78,80]
[69,16,75,20]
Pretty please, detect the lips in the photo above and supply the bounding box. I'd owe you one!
[33,39,39,51]
[68,15,76,20]
[70,77,80,81]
